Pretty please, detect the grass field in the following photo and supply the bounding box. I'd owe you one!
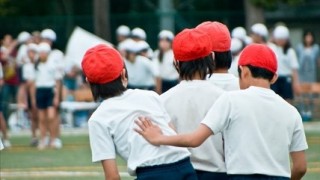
[1,129,320,180]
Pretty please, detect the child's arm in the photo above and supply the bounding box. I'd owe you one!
[135,117,213,148]
[290,151,307,180]
[101,159,121,180]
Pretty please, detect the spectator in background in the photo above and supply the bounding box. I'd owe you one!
[123,40,158,91]
[271,25,300,102]
[32,31,42,44]
[153,30,179,94]
[231,26,252,46]
[296,30,320,120]
[229,38,243,77]
[32,43,60,150]
[131,27,153,58]
[0,34,19,120]
[296,30,320,83]
[0,63,11,148]
[22,43,38,146]
[250,23,269,44]
[41,29,64,149]
[116,25,130,44]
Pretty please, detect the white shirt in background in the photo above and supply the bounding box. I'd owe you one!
[153,49,179,81]
[125,55,158,87]
[274,46,299,76]
[88,89,190,176]
[229,55,240,77]
[161,80,226,173]
[202,86,308,177]
[0,63,3,79]
[208,73,240,91]
[16,44,28,66]
[22,62,36,81]
[35,61,61,88]
[48,49,65,80]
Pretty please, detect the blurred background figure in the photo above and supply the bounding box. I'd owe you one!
[124,40,158,91]
[0,63,11,148]
[231,26,251,46]
[250,23,269,44]
[296,30,320,120]
[153,30,179,94]
[22,43,38,146]
[131,27,146,42]
[116,25,130,44]
[31,31,42,44]
[41,28,64,149]
[271,25,300,103]
[229,38,244,77]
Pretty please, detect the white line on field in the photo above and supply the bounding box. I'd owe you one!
[0,171,131,178]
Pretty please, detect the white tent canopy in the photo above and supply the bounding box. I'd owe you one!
[64,26,113,68]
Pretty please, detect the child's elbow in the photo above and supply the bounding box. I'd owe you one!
[188,139,202,148]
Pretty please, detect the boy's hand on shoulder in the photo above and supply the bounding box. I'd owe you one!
[134,117,163,146]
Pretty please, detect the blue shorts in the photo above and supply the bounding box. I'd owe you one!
[136,157,197,180]
[36,88,54,109]
[228,174,289,180]
[271,76,294,100]
[195,170,227,180]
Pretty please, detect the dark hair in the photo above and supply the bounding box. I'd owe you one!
[158,38,172,63]
[89,72,127,101]
[238,65,275,81]
[303,30,315,46]
[283,40,291,54]
[176,54,214,80]
[213,51,232,70]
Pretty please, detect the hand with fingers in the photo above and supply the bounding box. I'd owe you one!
[134,116,163,146]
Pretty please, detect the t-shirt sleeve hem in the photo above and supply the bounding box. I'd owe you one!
[200,122,217,135]
[289,145,308,152]
[92,154,116,162]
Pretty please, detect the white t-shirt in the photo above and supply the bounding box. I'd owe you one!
[16,44,28,66]
[0,63,3,79]
[208,73,240,91]
[88,89,190,176]
[35,61,61,88]
[201,86,308,177]
[229,55,240,77]
[161,80,226,172]
[125,55,158,87]
[153,49,179,81]
[48,49,65,80]
[274,46,299,76]
[22,62,36,81]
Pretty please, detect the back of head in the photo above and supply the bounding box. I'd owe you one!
[173,28,214,80]
[17,31,31,44]
[238,44,277,81]
[116,25,130,37]
[131,27,147,40]
[82,44,126,100]
[158,30,174,41]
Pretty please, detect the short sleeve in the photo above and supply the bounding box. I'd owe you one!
[201,93,232,134]
[289,48,299,69]
[23,64,35,81]
[88,120,116,162]
[289,114,308,152]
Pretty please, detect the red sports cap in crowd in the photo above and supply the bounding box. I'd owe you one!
[196,21,231,52]
[82,44,124,84]
[238,44,277,73]
[173,28,213,62]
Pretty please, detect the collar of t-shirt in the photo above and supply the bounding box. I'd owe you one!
[247,86,275,95]
[209,73,238,81]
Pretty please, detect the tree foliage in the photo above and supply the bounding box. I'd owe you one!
[250,0,304,9]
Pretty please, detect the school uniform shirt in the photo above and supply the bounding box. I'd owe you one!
[22,62,36,81]
[125,55,159,87]
[16,44,28,66]
[48,49,65,80]
[201,86,308,177]
[208,73,240,91]
[88,89,190,176]
[35,61,61,88]
[153,49,179,81]
[161,80,226,173]
[0,63,3,79]
[229,55,240,77]
[274,46,299,76]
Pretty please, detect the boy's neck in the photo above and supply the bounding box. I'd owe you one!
[213,69,228,74]
[249,78,271,89]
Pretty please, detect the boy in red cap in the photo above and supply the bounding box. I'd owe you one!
[82,44,197,180]
[135,44,308,180]
[196,21,240,91]
[160,28,227,179]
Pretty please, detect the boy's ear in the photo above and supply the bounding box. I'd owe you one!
[270,73,278,84]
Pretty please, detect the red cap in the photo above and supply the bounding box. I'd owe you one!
[238,44,277,73]
[173,28,213,62]
[196,21,231,52]
[82,44,124,84]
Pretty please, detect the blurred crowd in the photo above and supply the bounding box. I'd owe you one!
[0,23,319,149]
